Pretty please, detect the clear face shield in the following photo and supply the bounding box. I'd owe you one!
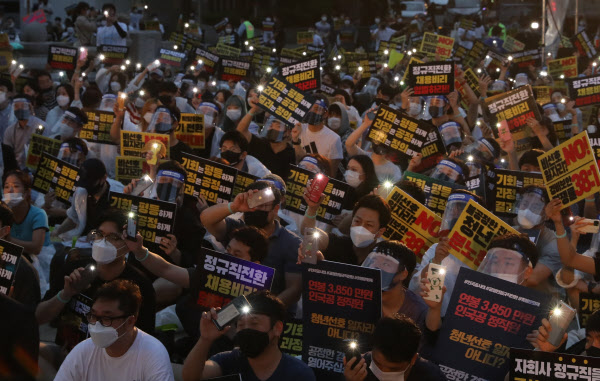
[361,251,401,291]
[439,193,477,235]
[13,98,32,120]
[148,107,174,133]
[298,156,321,174]
[514,189,546,228]
[198,102,219,128]
[58,142,85,166]
[477,247,531,284]
[99,94,117,112]
[464,138,496,162]
[514,73,530,88]
[155,169,185,203]
[430,159,464,183]
[543,103,560,122]
[303,101,327,125]
[439,121,463,151]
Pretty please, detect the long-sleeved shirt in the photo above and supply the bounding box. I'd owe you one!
[74,15,96,46]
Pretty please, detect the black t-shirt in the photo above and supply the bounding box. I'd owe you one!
[362,352,447,381]
[323,234,358,265]
[247,134,295,180]
[83,183,112,237]
[170,140,194,163]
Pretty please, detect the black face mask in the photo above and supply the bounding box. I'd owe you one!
[587,346,600,357]
[244,210,270,228]
[234,329,270,358]
[221,150,242,165]
[372,143,389,155]
[86,180,104,196]
[266,128,286,143]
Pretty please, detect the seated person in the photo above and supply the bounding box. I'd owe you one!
[219,130,270,177]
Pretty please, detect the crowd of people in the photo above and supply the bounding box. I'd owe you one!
[4,2,600,381]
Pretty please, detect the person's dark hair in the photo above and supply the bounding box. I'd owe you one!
[75,1,90,15]
[532,115,558,149]
[395,180,426,205]
[312,93,330,109]
[491,25,503,37]
[77,158,107,189]
[56,83,74,102]
[373,240,417,277]
[228,226,269,263]
[518,149,545,169]
[25,80,39,94]
[13,94,33,104]
[3,170,32,192]
[94,279,142,317]
[168,105,180,124]
[245,290,286,326]
[333,89,351,105]
[587,309,600,334]
[481,137,501,160]
[157,160,187,179]
[377,83,397,100]
[349,155,380,201]
[110,71,128,91]
[63,137,89,156]
[246,180,282,206]
[158,81,178,95]
[101,3,116,12]
[0,78,13,92]
[96,208,127,231]
[341,79,355,91]
[373,313,421,363]
[488,232,539,267]
[196,71,210,82]
[220,130,249,152]
[352,194,392,228]
[81,85,103,109]
[215,90,232,106]
[67,106,89,126]
[0,201,14,227]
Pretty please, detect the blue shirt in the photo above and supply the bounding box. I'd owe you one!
[11,205,50,247]
[211,349,316,381]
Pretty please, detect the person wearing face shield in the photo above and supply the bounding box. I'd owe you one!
[461,137,501,165]
[4,95,47,169]
[218,130,270,177]
[50,107,88,140]
[195,100,227,159]
[146,105,193,163]
[343,314,445,381]
[52,279,172,381]
[543,102,562,123]
[429,158,469,185]
[477,234,538,285]
[438,121,464,154]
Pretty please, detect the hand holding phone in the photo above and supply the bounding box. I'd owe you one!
[307,173,329,204]
[126,212,137,241]
[547,301,576,347]
[423,263,446,302]
[247,187,276,209]
[343,339,362,369]
[302,228,320,264]
[212,295,252,330]
[130,175,153,196]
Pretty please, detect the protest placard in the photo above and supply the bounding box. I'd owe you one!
[510,48,542,69]
[280,318,303,357]
[548,56,578,80]
[407,60,454,96]
[434,268,551,381]
[419,32,454,59]
[26,134,61,171]
[258,75,314,127]
[567,74,600,108]
[194,48,220,75]
[79,110,115,145]
[213,18,229,33]
[176,113,204,149]
[510,348,600,381]
[401,56,424,81]
[98,45,128,65]
[285,165,350,223]
[109,192,177,254]
[297,31,314,45]
[48,45,78,70]
[579,292,600,327]
[553,120,573,144]
[532,86,552,105]
[485,169,544,217]
[538,131,600,208]
[32,153,79,205]
[367,104,432,161]
[573,30,598,59]
[0,239,23,295]
[218,58,250,82]
[158,48,187,68]
[120,131,170,159]
[115,156,150,183]
[402,171,466,217]
[54,293,93,351]
[232,171,259,199]
[180,153,237,205]
[447,199,519,270]
[378,40,403,59]
[281,57,320,92]
[216,43,241,58]
[503,35,526,52]
[302,261,381,377]
[320,83,336,95]
[383,186,441,261]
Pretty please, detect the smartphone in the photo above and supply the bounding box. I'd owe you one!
[12,65,24,78]
[423,263,446,303]
[147,143,161,165]
[302,228,320,264]
[126,212,137,241]
[35,124,45,136]
[483,55,493,68]
[212,295,252,331]
[579,219,600,234]
[343,339,362,369]
[548,301,576,347]
[307,173,329,204]
[117,92,127,110]
[71,262,96,292]
[147,59,161,71]
[247,187,276,209]
[79,47,88,62]
[376,181,394,199]
[130,175,153,196]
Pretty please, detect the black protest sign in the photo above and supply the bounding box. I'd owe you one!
[99,45,128,65]
[32,153,79,205]
[579,292,600,327]
[367,105,432,161]
[407,61,454,96]
[80,110,115,145]
[194,47,220,74]
[280,318,303,357]
[48,45,78,70]
[510,348,600,381]
[463,40,487,69]
[169,32,202,53]
[303,261,381,377]
[510,48,542,69]
[408,128,446,172]
[158,48,187,68]
[54,294,93,351]
[402,171,466,217]
[176,113,205,149]
[232,171,259,199]
[218,58,250,82]
[285,165,350,223]
[115,156,147,183]
[567,74,600,108]
[258,75,315,127]
[281,57,320,92]
[433,268,551,381]
[251,46,278,71]
[26,134,61,171]
[554,120,573,144]
[120,131,170,159]
[573,30,598,59]
[485,169,544,217]
[320,84,336,95]
[180,153,237,205]
[0,239,23,295]
[109,192,177,254]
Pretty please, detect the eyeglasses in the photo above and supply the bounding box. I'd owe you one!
[86,313,129,327]
[87,229,123,244]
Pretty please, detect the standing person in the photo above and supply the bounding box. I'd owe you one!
[73,2,96,47]
[337,16,358,51]
[273,15,285,53]
[36,71,58,120]
[96,4,128,47]
[315,14,331,41]
[237,16,255,43]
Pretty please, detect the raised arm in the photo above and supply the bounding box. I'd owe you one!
[345,108,374,157]
[200,190,258,242]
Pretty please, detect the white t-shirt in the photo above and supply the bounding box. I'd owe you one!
[55,329,174,381]
[355,147,402,183]
[300,124,343,161]
[96,22,128,46]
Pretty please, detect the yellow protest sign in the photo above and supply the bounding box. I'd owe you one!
[176,113,205,149]
[26,134,61,171]
[388,50,404,70]
[538,131,600,208]
[419,32,454,59]
[503,35,525,52]
[548,56,577,79]
[532,86,552,105]
[384,186,441,261]
[447,199,519,270]
[120,130,170,159]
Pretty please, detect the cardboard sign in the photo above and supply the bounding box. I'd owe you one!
[176,113,204,149]
[280,318,303,357]
[367,105,432,160]
[26,134,61,171]
[0,239,23,295]
[98,45,128,65]
[218,58,250,82]
[554,120,573,144]
[297,31,314,45]
[573,30,598,59]
[407,60,454,96]
[22,9,46,24]
[463,40,487,69]
[532,86,552,105]
[32,153,79,205]
[402,171,466,217]
[180,153,237,205]
[158,48,187,68]
[548,56,578,80]
[281,57,320,92]
[447,199,519,270]
[485,169,544,217]
[567,74,600,108]
[48,45,78,70]
[419,32,454,59]
[503,35,525,53]
[120,131,170,159]
[216,43,241,58]
[80,111,115,145]
[258,75,314,127]
[193,248,275,310]
[510,348,600,381]
[434,268,551,381]
[384,186,441,261]
[579,292,600,327]
[510,48,542,69]
[194,48,220,74]
[232,171,259,199]
[115,156,149,182]
[109,192,177,254]
[302,261,381,377]
[285,165,350,223]
[54,294,93,350]
[538,131,600,208]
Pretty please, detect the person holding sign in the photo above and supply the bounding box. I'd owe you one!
[4,95,48,169]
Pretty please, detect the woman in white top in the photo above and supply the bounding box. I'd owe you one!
[45,84,74,136]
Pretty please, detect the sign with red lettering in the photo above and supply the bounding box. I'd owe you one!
[280,57,320,92]
[419,32,454,59]
[567,74,600,108]
[407,61,454,96]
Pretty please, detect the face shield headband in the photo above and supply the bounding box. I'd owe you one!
[155,169,185,203]
[431,159,464,183]
[361,251,401,291]
[148,107,175,133]
[478,246,532,282]
[298,156,320,174]
[439,121,463,149]
[439,192,477,234]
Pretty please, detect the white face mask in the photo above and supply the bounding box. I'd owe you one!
[328,117,341,130]
[344,170,362,188]
[227,108,242,121]
[375,18,381,24]
[57,95,70,107]
[92,239,125,264]
[321,16,327,22]
[204,114,214,127]
[3,192,23,207]
[517,209,543,229]
[369,359,407,381]
[408,103,421,116]
[491,273,520,284]
[60,123,76,139]
[350,226,376,248]
[0,91,6,104]
[110,81,121,92]
[88,318,128,348]
[143,112,153,123]
[556,103,566,113]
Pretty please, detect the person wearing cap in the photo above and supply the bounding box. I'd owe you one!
[292,94,343,177]
[146,105,193,163]
[182,290,316,381]
[3,94,47,169]
[50,106,88,140]
[219,130,270,178]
